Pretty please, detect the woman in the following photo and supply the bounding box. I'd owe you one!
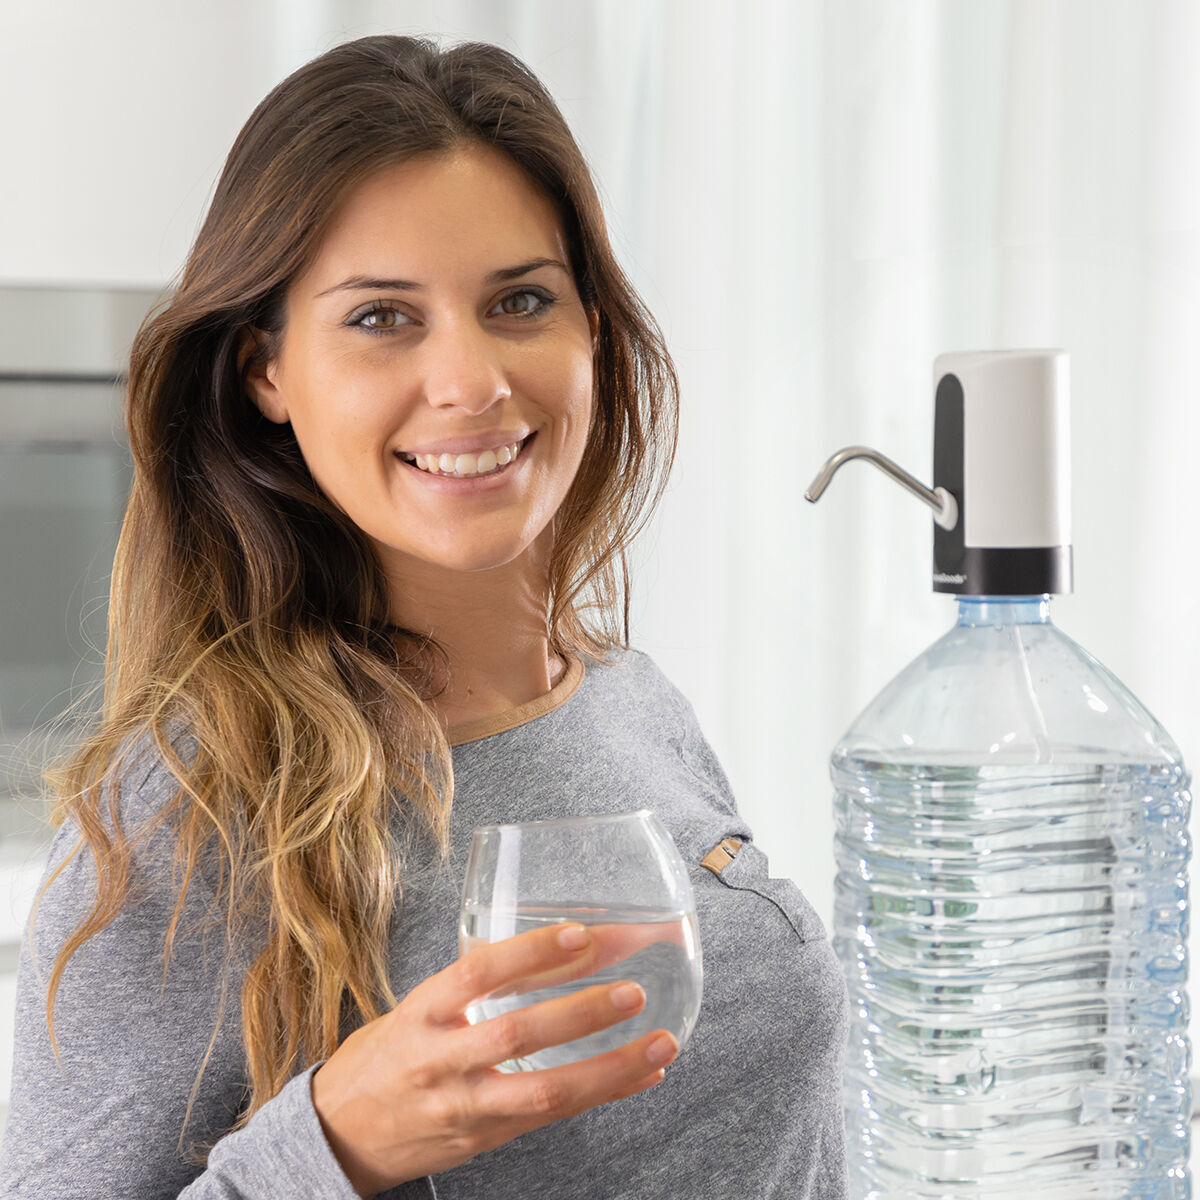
[0,35,849,1199]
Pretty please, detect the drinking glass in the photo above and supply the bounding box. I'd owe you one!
[458,809,703,1072]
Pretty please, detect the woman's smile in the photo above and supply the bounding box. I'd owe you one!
[395,431,537,489]
[242,144,595,576]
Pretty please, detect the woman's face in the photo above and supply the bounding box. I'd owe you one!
[243,144,596,582]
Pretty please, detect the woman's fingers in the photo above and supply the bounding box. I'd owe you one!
[313,925,683,1190]
[417,922,594,1025]
[608,1066,668,1103]
[459,979,648,1072]
[472,1028,680,1131]
[502,918,689,995]
[440,917,690,1011]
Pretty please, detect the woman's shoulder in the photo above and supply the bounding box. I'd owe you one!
[566,645,711,744]
[28,727,214,949]
[102,724,199,821]
[38,725,198,878]
[587,644,697,708]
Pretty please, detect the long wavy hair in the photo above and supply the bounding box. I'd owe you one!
[32,34,678,1160]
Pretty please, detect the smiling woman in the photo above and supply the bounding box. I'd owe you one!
[0,33,849,1200]
[240,147,598,674]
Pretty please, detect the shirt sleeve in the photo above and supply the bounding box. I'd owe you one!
[0,760,367,1199]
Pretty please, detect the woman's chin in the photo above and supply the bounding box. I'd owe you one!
[370,533,543,578]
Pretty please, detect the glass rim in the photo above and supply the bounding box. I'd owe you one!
[470,808,656,835]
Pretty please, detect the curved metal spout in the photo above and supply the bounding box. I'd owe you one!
[805,445,959,531]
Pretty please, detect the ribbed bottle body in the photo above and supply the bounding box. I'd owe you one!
[834,600,1191,1198]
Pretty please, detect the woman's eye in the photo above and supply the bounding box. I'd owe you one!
[351,305,410,333]
[492,289,554,319]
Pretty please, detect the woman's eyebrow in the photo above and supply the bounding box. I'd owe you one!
[315,257,570,298]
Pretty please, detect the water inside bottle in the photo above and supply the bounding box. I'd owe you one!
[458,902,703,1071]
[834,757,1191,1199]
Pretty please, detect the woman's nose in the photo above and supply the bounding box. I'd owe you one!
[418,322,511,414]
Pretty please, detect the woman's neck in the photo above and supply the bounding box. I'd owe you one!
[380,532,564,730]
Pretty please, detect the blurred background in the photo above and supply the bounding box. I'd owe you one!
[1,0,1197,1133]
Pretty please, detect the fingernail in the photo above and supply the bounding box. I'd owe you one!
[647,1034,678,1066]
[557,924,589,950]
[611,983,645,1011]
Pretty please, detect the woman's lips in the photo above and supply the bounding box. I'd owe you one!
[396,431,535,491]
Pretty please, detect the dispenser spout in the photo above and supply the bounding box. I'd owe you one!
[805,445,959,531]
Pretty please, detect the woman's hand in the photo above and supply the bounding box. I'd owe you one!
[310,923,679,1197]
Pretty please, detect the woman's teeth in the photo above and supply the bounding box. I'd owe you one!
[401,437,526,478]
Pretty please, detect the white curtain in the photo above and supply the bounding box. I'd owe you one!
[2,0,1198,1081]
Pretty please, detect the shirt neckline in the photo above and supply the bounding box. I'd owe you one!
[446,653,586,747]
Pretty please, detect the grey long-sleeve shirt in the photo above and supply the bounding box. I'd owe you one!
[0,648,849,1199]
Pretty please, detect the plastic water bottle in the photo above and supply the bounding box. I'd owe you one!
[807,351,1191,1198]
[834,595,1190,1197]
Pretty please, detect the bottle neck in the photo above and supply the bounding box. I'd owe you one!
[955,595,1052,626]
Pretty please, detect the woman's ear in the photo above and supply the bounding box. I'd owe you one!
[237,326,289,424]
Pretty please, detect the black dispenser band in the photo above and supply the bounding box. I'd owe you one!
[933,545,1074,595]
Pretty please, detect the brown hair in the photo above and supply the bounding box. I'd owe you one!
[34,34,678,1160]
